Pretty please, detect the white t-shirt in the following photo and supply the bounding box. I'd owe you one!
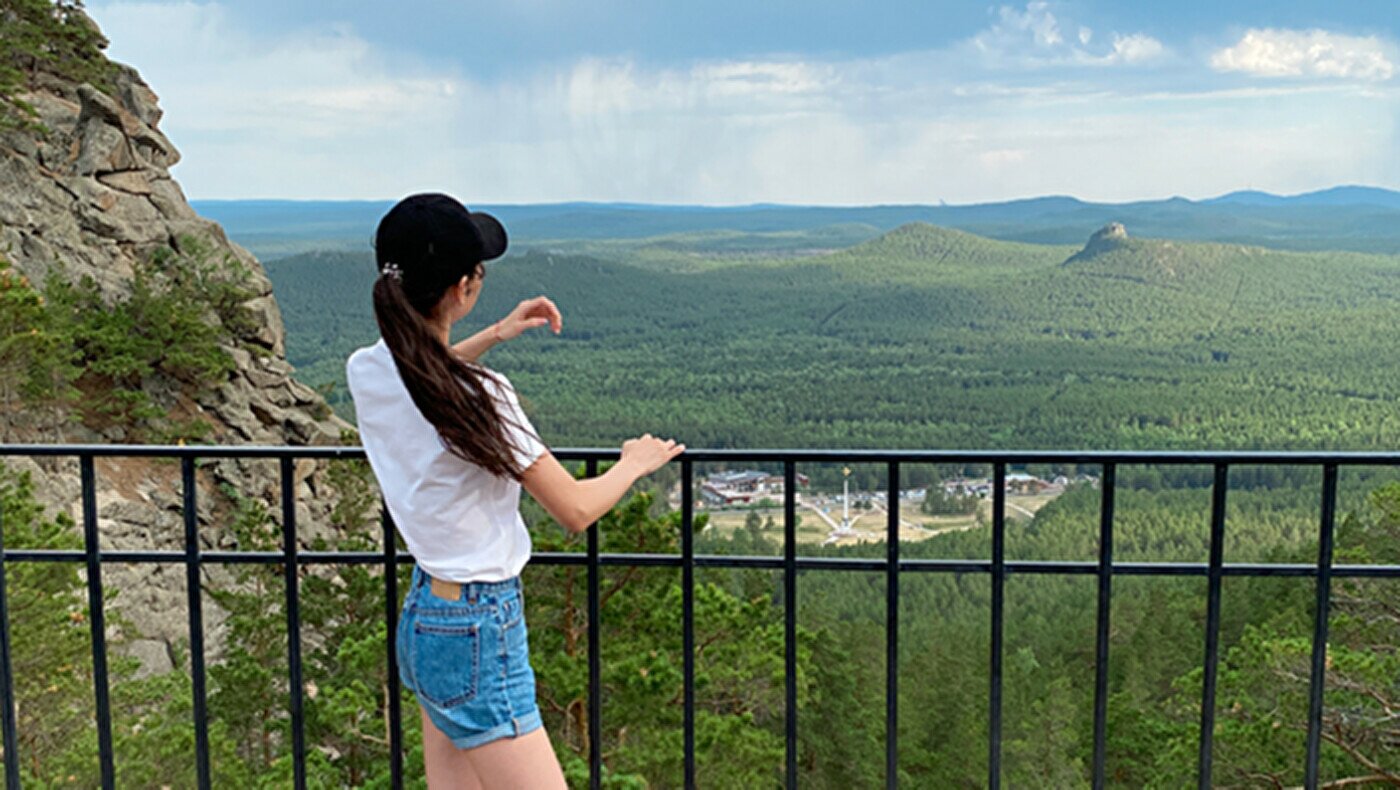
[345,338,546,583]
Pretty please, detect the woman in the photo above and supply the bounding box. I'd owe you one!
[345,193,684,788]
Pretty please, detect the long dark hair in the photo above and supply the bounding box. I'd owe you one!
[371,194,534,481]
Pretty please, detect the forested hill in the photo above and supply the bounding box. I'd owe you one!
[267,222,1400,453]
[819,222,1069,279]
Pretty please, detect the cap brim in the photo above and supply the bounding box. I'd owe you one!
[469,212,508,261]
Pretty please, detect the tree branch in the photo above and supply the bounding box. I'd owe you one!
[1320,724,1400,786]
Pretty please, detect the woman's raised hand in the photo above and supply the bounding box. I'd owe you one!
[620,433,686,475]
[494,295,562,341]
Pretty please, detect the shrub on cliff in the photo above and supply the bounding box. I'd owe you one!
[0,234,260,440]
[0,0,115,131]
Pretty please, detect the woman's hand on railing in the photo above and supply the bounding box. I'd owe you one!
[520,436,684,533]
[493,296,562,341]
[620,433,686,476]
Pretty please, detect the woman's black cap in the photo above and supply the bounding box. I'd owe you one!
[374,193,507,288]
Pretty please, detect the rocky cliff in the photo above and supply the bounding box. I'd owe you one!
[1063,221,1129,263]
[0,28,362,673]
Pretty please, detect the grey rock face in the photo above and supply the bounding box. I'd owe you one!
[1063,222,1130,265]
[0,54,368,675]
[1092,222,1128,243]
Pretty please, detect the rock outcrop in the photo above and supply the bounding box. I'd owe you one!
[1071,222,1128,260]
[0,38,361,667]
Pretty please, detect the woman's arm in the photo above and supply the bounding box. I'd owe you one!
[452,296,563,363]
[450,323,504,363]
[521,435,684,533]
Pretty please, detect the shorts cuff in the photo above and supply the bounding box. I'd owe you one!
[444,708,543,750]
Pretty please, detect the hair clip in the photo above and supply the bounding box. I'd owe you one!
[380,261,403,280]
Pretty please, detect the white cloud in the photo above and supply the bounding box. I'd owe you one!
[995,1,1063,48]
[979,148,1029,168]
[1211,28,1396,81]
[692,61,835,98]
[1108,34,1165,65]
[83,2,1400,204]
[90,2,461,137]
[971,2,1166,68]
[565,59,641,116]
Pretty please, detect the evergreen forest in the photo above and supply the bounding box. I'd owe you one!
[3,219,1398,786]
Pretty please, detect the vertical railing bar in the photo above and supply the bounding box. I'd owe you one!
[181,458,212,790]
[784,461,798,790]
[989,462,1006,790]
[0,481,22,790]
[586,458,601,790]
[1197,463,1229,789]
[381,503,403,790]
[81,455,115,789]
[1091,463,1116,790]
[681,458,695,790]
[885,461,899,789]
[1304,463,1339,788]
[280,457,307,790]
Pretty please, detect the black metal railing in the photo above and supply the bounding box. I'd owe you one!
[1,445,1399,790]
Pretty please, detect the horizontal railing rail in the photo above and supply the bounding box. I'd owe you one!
[1,444,1398,790]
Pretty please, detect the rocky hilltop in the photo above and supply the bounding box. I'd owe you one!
[0,20,360,673]
[1064,221,1129,263]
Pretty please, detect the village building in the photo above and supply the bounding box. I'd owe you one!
[700,470,810,506]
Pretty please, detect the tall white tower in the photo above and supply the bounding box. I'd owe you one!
[841,466,851,529]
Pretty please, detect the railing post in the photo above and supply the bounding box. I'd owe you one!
[989,462,1005,790]
[784,461,798,790]
[1091,463,1116,790]
[279,457,307,790]
[586,458,601,790]
[1304,464,1339,789]
[885,461,899,789]
[681,458,695,790]
[1198,463,1229,789]
[181,457,212,790]
[80,455,115,789]
[0,488,21,789]
[381,503,403,790]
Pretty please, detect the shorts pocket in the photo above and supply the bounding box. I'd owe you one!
[499,592,523,629]
[409,619,481,708]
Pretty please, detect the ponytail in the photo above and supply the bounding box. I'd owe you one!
[372,270,533,481]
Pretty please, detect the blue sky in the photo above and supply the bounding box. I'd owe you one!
[86,1,1400,204]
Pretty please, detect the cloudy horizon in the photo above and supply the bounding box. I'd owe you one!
[87,1,1400,205]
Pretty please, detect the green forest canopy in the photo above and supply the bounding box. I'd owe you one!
[271,222,1400,456]
[4,217,1397,786]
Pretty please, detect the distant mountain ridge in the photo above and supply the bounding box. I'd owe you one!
[1203,185,1400,208]
[194,185,1400,260]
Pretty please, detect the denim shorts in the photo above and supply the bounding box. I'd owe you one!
[397,565,542,749]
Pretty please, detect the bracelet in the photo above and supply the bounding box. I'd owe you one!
[491,321,506,342]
